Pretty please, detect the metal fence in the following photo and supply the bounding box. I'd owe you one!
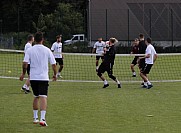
[89,6,181,46]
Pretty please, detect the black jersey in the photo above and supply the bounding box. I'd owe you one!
[138,40,147,54]
[103,45,116,65]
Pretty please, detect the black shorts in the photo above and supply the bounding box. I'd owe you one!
[96,55,104,60]
[98,62,113,75]
[138,58,145,69]
[131,57,138,66]
[27,64,30,75]
[141,64,153,74]
[30,80,49,97]
[55,58,63,65]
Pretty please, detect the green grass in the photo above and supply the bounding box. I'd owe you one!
[0,79,181,133]
[0,52,181,81]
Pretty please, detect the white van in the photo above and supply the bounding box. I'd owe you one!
[64,34,85,45]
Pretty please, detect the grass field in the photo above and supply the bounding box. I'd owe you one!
[0,79,181,133]
[1,51,181,132]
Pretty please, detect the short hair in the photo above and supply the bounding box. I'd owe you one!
[27,34,34,41]
[139,33,144,38]
[109,37,118,43]
[56,35,62,39]
[34,32,44,42]
[146,37,152,44]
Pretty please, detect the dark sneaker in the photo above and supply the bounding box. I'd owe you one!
[142,85,147,88]
[141,82,144,86]
[147,84,153,89]
[103,84,109,88]
[21,87,26,92]
[118,84,121,88]
[25,90,31,94]
[132,75,136,77]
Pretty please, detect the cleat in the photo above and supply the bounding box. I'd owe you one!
[147,84,153,89]
[142,85,147,88]
[24,90,31,94]
[33,118,39,124]
[118,84,121,88]
[141,82,144,86]
[39,119,48,126]
[103,84,109,88]
[96,69,98,72]
[132,75,136,77]
[56,74,63,78]
[21,87,26,92]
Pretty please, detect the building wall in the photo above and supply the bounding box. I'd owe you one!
[89,0,181,41]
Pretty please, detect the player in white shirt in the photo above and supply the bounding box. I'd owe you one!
[21,35,34,94]
[20,32,57,126]
[92,37,106,71]
[138,38,157,89]
[51,35,63,78]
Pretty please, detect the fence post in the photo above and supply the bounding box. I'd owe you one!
[149,9,152,38]
[171,9,173,47]
[106,9,108,40]
[128,9,130,46]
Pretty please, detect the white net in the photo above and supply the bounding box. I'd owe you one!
[0,48,181,84]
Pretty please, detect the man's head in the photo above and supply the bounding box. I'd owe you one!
[98,37,102,43]
[139,33,144,40]
[56,35,62,43]
[145,37,152,45]
[109,38,118,45]
[34,32,44,44]
[27,34,34,43]
[134,38,139,46]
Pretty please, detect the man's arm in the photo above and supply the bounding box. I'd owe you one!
[19,62,28,81]
[153,54,158,63]
[52,64,57,81]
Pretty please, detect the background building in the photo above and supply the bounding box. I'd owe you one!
[88,0,181,43]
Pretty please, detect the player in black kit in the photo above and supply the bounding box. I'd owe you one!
[97,38,121,88]
[138,34,147,71]
[130,38,139,77]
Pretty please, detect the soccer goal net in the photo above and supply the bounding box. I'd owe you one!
[0,48,181,83]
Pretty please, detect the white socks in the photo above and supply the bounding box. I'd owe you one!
[33,110,38,119]
[40,110,46,121]
[133,72,136,75]
[104,80,108,85]
[23,84,27,88]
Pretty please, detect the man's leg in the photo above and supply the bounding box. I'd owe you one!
[40,96,47,121]
[97,64,109,88]
[33,97,39,124]
[131,64,136,77]
[107,68,121,88]
[140,72,152,89]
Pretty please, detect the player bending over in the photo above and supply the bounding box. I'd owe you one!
[130,38,139,77]
[51,35,63,78]
[20,32,57,126]
[97,38,121,88]
[21,34,34,94]
[92,37,106,71]
[138,38,157,89]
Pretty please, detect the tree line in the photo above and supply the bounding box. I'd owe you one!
[0,0,88,48]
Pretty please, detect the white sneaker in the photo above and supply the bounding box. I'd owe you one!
[39,119,48,126]
[56,73,63,78]
[33,118,39,124]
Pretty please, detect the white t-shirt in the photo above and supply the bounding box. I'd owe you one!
[24,42,32,64]
[51,42,63,58]
[24,45,56,81]
[93,41,105,55]
[145,44,157,64]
